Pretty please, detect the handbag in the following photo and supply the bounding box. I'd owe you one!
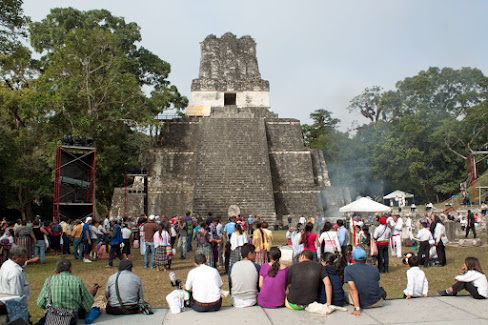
[165,245,173,256]
[45,276,78,325]
[370,238,378,256]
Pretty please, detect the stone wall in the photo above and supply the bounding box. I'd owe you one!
[192,117,276,221]
[145,121,200,217]
[265,119,324,224]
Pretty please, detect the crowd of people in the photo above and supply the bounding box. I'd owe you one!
[0,211,486,324]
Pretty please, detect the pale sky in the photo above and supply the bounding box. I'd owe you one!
[22,0,488,130]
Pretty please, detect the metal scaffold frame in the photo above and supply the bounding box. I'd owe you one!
[53,145,96,221]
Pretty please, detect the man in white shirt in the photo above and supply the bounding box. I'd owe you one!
[184,253,223,312]
[0,246,30,300]
[229,243,260,307]
[388,215,403,258]
[414,222,433,267]
[405,216,413,240]
[403,255,428,299]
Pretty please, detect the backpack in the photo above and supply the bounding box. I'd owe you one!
[186,220,193,235]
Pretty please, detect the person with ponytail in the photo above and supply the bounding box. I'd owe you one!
[318,252,345,306]
[438,257,487,299]
[252,221,269,265]
[299,222,319,261]
[257,247,289,308]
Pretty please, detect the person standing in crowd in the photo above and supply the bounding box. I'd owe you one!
[344,248,386,316]
[358,225,373,264]
[37,259,100,323]
[206,212,214,226]
[14,220,34,259]
[433,215,448,267]
[121,222,133,259]
[209,219,222,268]
[89,220,101,261]
[229,224,248,269]
[216,218,225,268]
[252,221,269,266]
[299,223,319,261]
[224,216,237,272]
[32,220,49,264]
[107,219,123,268]
[247,215,254,235]
[318,252,345,306]
[465,210,476,238]
[71,220,83,260]
[229,243,260,308]
[177,216,188,260]
[373,217,391,273]
[258,246,289,308]
[50,219,62,256]
[154,223,172,271]
[299,216,306,225]
[336,219,349,263]
[262,222,273,253]
[184,254,223,312]
[291,223,304,264]
[144,215,158,268]
[81,217,93,263]
[286,249,332,310]
[60,218,71,255]
[481,202,487,217]
[415,221,434,267]
[196,222,214,266]
[0,229,15,265]
[438,257,487,299]
[405,215,413,240]
[403,255,428,299]
[105,259,143,314]
[388,215,403,258]
[184,211,194,253]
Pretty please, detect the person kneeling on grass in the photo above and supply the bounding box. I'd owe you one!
[285,249,333,310]
[105,259,144,314]
[183,253,223,312]
[438,257,487,299]
[344,247,386,316]
[403,255,428,299]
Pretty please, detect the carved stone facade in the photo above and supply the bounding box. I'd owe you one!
[111,33,331,225]
[190,33,270,110]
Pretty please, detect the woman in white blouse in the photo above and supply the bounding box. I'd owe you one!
[433,215,448,266]
[318,222,341,257]
[438,257,488,299]
[229,224,247,268]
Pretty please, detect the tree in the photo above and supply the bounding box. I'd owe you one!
[348,86,389,123]
[28,8,188,209]
[302,109,340,147]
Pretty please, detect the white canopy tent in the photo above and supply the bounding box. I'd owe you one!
[383,190,415,207]
[339,197,391,214]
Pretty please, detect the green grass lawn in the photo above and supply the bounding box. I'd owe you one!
[24,230,488,322]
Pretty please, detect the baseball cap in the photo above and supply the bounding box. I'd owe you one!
[149,215,155,221]
[85,217,93,223]
[379,216,387,225]
[352,247,367,261]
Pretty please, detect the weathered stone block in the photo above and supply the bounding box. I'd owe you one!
[458,238,482,247]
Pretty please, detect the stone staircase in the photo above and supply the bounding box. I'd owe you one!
[192,118,276,220]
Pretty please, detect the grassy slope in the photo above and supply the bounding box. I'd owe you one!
[25,230,488,322]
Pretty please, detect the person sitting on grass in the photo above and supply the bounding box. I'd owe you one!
[285,249,332,310]
[105,259,143,315]
[344,247,386,317]
[229,243,260,307]
[403,255,428,299]
[183,253,223,312]
[438,257,487,299]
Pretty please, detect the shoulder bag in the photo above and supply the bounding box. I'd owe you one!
[45,276,78,325]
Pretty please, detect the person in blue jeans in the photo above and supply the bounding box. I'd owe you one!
[144,215,158,268]
[32,220,49,263]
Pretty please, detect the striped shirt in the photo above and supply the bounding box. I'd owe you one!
[37,271,94,311]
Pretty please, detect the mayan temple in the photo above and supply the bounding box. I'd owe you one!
[112,33,333,225]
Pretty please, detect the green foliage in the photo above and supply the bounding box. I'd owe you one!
[307,67,488,203]
[0,5,187,218]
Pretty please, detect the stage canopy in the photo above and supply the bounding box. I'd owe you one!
[339,197,391,214]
